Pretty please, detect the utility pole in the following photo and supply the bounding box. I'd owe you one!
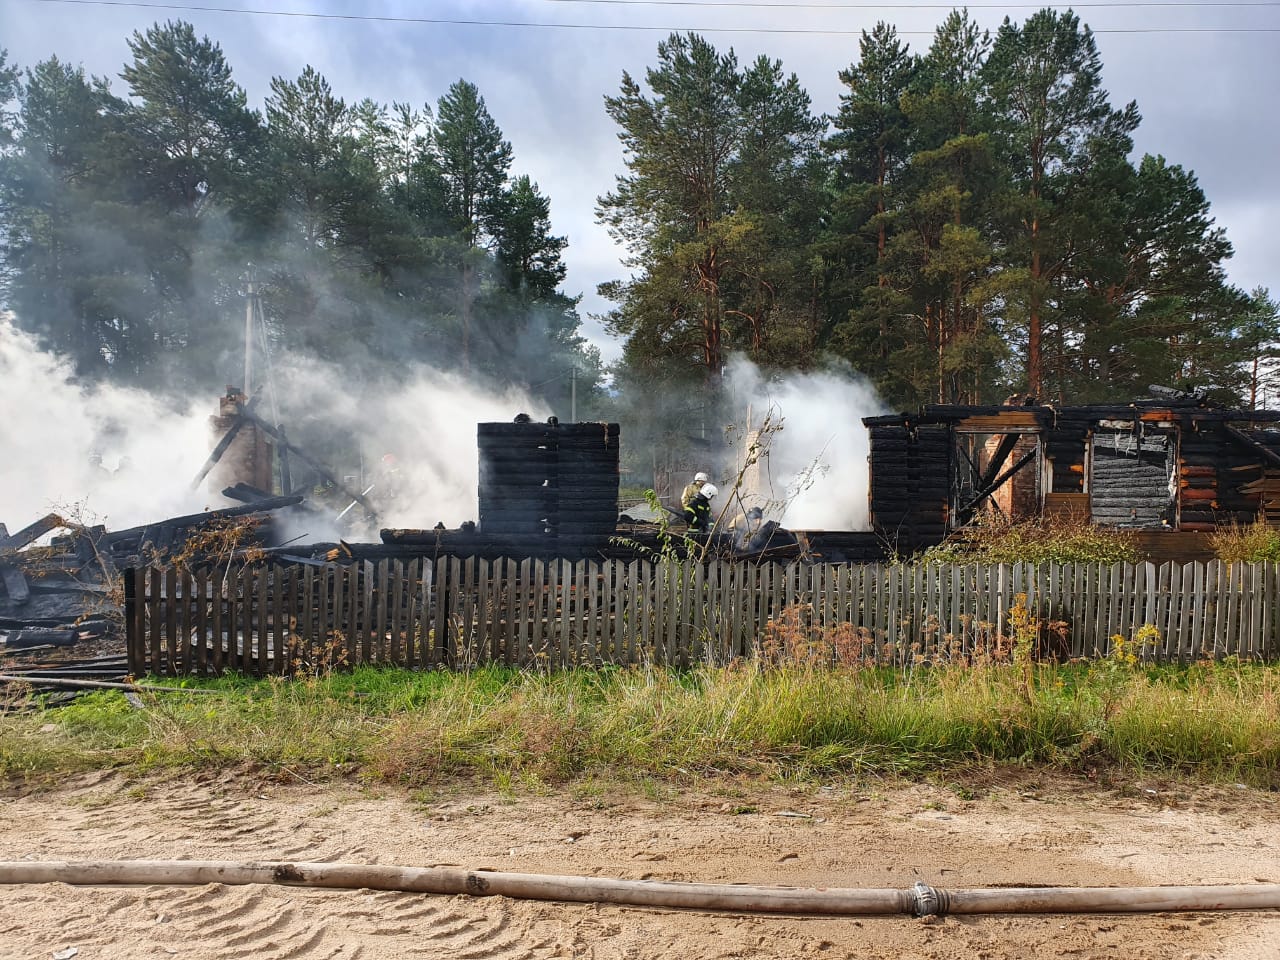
[570,363,577,423]
[243,270,255,397]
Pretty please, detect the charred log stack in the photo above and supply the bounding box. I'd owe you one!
[1176,424,1280,530]
[0,516,118,647]
[1089,432,1173,528]
[477,419,621,549]
[867,424,949,553]
[1176,426,1223,531]
[865,397,1280,541]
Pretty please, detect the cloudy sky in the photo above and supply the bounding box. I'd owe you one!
[2,0,1277,366]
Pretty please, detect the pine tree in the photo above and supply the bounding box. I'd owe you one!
[1,58,142,377]
[434,79,513,371]
[983,9,1139,398]
[825,23,918,400]
[897,10,1002,404]
[599,33,743,392]
[119,20,262,387]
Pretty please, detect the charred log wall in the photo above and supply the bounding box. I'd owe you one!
[868,425,949,553]
[477,421,621,547]
[1179,424,1263,530]
[1089,433,1173,529]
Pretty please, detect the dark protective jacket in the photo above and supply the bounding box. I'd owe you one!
[684,493,712,531]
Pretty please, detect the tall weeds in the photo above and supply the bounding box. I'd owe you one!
[1211,520,1280,563]
[3,658,1278,788]
[920,514,1140,565]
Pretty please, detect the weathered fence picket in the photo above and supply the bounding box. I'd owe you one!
[126,558,1280,675]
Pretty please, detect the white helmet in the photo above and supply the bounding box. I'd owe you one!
[701,483,718,500]
[694,471,709,483]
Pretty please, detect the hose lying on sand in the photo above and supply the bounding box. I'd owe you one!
[1,860,1278,917]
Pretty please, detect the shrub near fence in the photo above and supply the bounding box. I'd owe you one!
[125,558,1280,676]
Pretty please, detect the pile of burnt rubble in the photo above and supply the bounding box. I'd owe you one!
[0,488,310,691]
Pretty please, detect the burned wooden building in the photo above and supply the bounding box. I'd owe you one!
[864,393,1280,553]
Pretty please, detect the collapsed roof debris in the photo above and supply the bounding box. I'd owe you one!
[0,493,310,698]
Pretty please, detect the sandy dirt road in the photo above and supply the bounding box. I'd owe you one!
[0,771,1277,959]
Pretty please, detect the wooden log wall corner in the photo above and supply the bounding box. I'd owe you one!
[867,424,949,553]
[477,420,621,549]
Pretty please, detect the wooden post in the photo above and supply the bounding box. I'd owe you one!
[124,569,140,677]
[194,569,208,676]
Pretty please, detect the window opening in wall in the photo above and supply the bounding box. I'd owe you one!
[951,430,1042,527]
[1089,423,1176,529]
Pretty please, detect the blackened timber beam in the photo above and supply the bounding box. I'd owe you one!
[277,424,292,495]
[189,413,249,491]
[1223,425,1280,469]
[101,496,303,548]
[221,482,274,504]
[0,514,65,553]
[959,446,1038,522]
[237,409,378,520]
[979,433,1021,490]
[862,414,918,427]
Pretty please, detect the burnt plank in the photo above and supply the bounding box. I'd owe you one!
[177,566,192,675]
[189,414,248,491]
[165,566,178,676]
[0,514,64,553]
[127,568,146,677]
[0,564,29,604]
[195,568,208,676]
[148,567,163,676]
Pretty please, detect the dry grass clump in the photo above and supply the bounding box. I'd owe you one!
[165,515,266,568]
[758,603,874,668]
[922,514,1139,566]
[1210,520,1280,563]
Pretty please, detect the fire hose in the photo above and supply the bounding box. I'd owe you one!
[1,860,1278,916]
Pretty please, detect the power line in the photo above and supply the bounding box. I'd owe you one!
[536,0,1280,7]
[25,0,1280,33]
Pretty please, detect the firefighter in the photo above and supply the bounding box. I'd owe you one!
[681,471,710,510]
[684,482,717,532]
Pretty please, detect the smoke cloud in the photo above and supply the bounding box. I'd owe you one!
[0,315,214,530]
[0,314,548,539]
[270,357,548,538]
[723,355,885,531]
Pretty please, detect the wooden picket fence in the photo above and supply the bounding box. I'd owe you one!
[125,557,1280,676]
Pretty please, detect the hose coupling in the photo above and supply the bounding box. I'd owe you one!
[911,881,948,918]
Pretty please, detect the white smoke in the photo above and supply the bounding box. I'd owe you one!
[724,355,885,530]
[373,377,550,531]
[0,316,214,530]
[0,315,549,540]
[258,356,551,538]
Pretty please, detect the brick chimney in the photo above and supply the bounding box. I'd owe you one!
[208,386,274,495]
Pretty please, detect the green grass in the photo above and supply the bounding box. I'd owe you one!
[2,660,1278,789]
